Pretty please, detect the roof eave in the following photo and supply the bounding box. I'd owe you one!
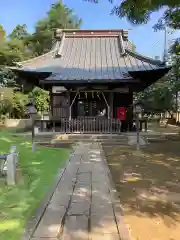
[129,67,171,89]
[125,49,166,66]
[10,68,52,87]
[39,78,139,85]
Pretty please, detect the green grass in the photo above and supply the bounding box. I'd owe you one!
[0,129,70,240]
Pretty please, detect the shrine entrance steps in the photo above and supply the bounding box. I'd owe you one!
[51,134,129,146]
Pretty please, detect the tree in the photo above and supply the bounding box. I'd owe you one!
[137,83,175,115]
[0,2,82,120]
[8,24,29,41]
[136,38,180,116]
[0,89,28,119]
[168,39,180,110]
[0,25,6,42]
[28,2,82,55]
[0,38,32,65]
[0,68,16,87]
[89,0,179,30]
[0,23,35,66]
[28,87,50,114]
[170,38,180,55]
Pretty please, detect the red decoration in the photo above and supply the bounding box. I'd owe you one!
[117,107,126,120]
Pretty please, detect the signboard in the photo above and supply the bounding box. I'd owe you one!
[117,107,126,120]
[52,86,66,93]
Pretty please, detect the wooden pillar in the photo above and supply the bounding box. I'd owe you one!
[109,91,114,118]
[67,91,70,119]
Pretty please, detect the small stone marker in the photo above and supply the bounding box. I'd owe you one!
[10,146,19,164]
[6,153,16,185]
[32,142,36,152]
[34,127,39,134]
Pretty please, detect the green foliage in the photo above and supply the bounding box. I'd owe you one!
[0,87,49,119]
[137,83,176,114]
[0,2,82,63]
[12,92,29,118]
[0,25,6,41]
[89,0,180,31]
[0,130,69,240]
[154,7,180,31]
[0,90,28,119]
[137,47,180,114]
[0,68,16,87]
[8,24,29,41]
[28,87,49,113]
[0,2,81,119]
[29,2,82,55]
[0,38,31,65]
[170,38,180,56]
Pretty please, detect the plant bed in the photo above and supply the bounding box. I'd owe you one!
[0,130,70,240]
[103,140,180,240]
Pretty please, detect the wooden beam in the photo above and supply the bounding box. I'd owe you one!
[67,89,130,93]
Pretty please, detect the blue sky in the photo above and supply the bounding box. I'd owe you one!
[0,0,179,59]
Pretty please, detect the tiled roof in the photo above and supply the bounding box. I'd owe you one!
[16,29,167,82]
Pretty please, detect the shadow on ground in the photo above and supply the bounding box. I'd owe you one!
[103,139,180,240]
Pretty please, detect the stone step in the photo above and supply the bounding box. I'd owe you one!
[37,141,129,148]
[53,134,126,140]
[34,134,128,144]
[50,139,128,145]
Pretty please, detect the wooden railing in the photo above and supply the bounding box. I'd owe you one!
[34,117,122,134]
[34,117,148,134]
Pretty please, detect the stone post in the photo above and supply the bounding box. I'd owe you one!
[6,153,16,185]
[10,146,18,164]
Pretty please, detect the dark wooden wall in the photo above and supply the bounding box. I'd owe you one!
[51,92,69,118]
[51,91,133,119]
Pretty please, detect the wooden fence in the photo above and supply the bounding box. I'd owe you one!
[34,117,148,133]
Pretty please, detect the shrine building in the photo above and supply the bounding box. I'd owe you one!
[12,29,170,133]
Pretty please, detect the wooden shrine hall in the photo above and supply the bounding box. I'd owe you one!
[12,29,170,133]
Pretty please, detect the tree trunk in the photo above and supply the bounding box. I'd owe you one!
[176,91,178,112]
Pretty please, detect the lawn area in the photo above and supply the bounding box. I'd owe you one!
[0,130,70,240]
[103,137,180,240]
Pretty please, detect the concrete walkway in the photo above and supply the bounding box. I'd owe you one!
[30,142,131,240]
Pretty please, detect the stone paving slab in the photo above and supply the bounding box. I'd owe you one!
[61,215,89,240]
[29,142,130,240]
[33,205,66,238]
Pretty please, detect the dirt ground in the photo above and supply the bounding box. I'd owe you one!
[103,137,180,240]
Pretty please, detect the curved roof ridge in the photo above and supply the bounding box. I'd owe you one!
[125,48,165,66]
[118,33,126,56]
[15,41,58,67]
[55,32,66,57]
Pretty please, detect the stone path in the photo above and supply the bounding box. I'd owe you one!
[30,142,131,240]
